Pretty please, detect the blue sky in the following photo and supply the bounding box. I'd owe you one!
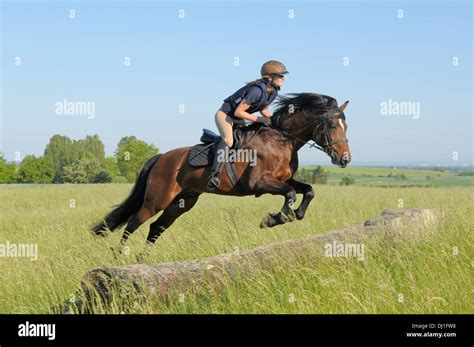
[1,0,472,165]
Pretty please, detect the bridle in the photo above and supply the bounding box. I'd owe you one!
[272,109,349,156]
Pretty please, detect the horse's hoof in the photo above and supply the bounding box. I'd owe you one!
[260,219,269,228]
[260,213,278,228]
[260,211,296,228]
[91,227,109,237]
[92,230,106,237]
[295,209,304,220]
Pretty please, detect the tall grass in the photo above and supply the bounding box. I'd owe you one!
[0,184,472,313]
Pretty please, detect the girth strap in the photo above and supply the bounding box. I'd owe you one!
[224,162,244,194]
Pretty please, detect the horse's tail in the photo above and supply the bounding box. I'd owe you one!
[91,154,162,236]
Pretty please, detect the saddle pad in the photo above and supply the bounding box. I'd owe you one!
[188,143,214,167]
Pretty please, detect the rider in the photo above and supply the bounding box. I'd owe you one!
[207,60,289,190]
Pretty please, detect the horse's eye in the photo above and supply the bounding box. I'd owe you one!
[329,124,337,129]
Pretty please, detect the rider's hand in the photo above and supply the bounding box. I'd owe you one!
[256,116,272,126]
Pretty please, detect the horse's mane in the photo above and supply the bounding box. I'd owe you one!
[271,93,339,129]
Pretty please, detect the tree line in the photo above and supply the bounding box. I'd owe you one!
[0,135,159,184]
[0,136,338,185]
[293,166,329,184]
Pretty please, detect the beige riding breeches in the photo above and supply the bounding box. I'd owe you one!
[215,107,234,147]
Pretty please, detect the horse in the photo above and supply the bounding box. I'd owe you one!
[91,93,351,250]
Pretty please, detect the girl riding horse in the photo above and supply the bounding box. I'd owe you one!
[207,60,289,190]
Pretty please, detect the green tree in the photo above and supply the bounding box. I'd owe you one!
[63,157,102,183]
[295,167,309,183]
[91,170,112,183]
[72,135,105,164]
[44,135,74,182]
[458,170,474,176]
[295,166,328,184]
[17,155,55,183]
[44,134,107,182]
[0,153,17,183]
[115,136,159,182]
[102,156,120,178]
[311,166,329,184]
[340,175,355,186]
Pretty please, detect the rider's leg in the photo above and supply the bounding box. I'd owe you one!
[207,109,233,190]
[215,109,233,147]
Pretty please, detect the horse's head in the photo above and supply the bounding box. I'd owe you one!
[272,93,351,168]
[313,100,351,168]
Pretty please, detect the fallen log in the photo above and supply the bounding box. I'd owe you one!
[58,208,441,313]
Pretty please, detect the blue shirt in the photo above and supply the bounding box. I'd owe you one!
[222,81,278,120]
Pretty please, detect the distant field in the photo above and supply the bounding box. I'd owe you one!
[307,166,474,187]
[0,166,472,314]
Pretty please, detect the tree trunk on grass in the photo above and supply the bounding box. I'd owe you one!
[56,208,441,313]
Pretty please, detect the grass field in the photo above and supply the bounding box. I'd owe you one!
[316,166,474,187]
[0,167,473,314]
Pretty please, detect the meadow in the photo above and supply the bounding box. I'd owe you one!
[0,167,472,314]
[321,166,474,187]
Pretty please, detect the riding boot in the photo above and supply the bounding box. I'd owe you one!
[207,139,229,190]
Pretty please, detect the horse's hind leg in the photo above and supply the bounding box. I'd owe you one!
[113,197,182,259]
[134,193,200,261]
[120,207,155,245]
[119,181,183,246]
[146,193,201,245]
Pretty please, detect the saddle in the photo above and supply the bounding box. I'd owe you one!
[188,126,246,189]
[188,127,245,167]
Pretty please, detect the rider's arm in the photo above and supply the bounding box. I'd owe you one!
[233,86,263,122]
[234,100,260,122]
[260,105,271,118]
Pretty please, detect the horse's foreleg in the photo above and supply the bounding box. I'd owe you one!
[287,178,315,220]
[257,177,297,228]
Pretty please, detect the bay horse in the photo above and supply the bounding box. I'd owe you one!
[92,93,351,249]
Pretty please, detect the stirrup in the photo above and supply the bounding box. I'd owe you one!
[207,174,221,189]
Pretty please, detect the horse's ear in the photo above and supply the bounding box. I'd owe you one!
[338,100,349,112]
